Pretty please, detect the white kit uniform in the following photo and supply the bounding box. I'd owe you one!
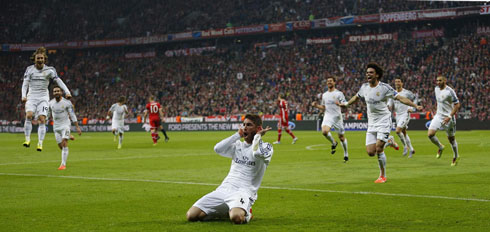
[109,103,128,134]
[429,86,459,136]
[321,89,347,134]
[390,88,417,129]
[22,65,70,116]
[193,133,273,219]
[356,82,398,145]
[48,98,77,144]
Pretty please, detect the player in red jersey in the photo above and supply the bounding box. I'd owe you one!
[143,96,169,145]
[273,94,298,144]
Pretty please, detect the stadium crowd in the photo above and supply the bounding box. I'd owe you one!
[1,0,481,43]
[1,28,488,122]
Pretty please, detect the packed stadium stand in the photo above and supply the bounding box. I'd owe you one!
[1,1,488,122]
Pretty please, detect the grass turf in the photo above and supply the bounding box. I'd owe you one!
[1,130,489,231]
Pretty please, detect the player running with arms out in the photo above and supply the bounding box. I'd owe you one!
[311,76,349,162]
[427,75,461,166]
[186,114,273,224]
[386,78,417,158]
[47,86,81,170]
[143,96,169,145]
[338,63,422,183]
[22,47,71,151]
[273,94,298,144]
[107,96,128,149]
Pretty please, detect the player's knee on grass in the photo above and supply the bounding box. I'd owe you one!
[229,208,246,224]
[186,206,206,222]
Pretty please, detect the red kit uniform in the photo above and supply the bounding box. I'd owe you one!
[278,99,289,127]
[146,101,161,128]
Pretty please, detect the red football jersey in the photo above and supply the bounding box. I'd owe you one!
[279,99,289,123]
[146,101,161,119]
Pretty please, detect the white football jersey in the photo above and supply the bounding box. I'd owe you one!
[110,103,128,121]
[393,88,417,115]
[435,86,459,118]
[22,65,70,102]
[356,82,397,131]
[214,133,273,198]
[48,97,77,130]
[321,89,346,118]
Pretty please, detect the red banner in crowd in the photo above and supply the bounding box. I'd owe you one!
[349,33,398,42]
[306,37,333,45]
[481,5,490,15]
[354,14,379,23]
[268,23,286,32]
[292,20,311,30]
[412,29,444,39]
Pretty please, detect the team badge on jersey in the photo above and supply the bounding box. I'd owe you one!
[376,92,380,96]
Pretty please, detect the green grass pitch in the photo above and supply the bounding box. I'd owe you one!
[1,130,489,231]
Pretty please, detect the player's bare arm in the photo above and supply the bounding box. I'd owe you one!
[395,95,423,111]
[159,108,164,122]
[311,101,325,111]
[444,102,461,124]
[337,95,359,107]
[74,121,82,136]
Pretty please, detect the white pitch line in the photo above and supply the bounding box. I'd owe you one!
[1,172,488,202]
[305,144,328,150]
[0,153,213,166]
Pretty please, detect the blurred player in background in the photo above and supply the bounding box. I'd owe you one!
[273,94,297,144]
[143,96,169,145]
[186,114,273,224]
[48,86,81,170]
[311,76,349,162]
[21,47,71,151]
[427,75,461,166]
[107,96,128,149]
[386,78,417,157]
[340,63,422,183]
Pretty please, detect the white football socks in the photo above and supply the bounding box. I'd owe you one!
[341,139,348,157]
[377,152,387,177]
[451,140,459,159]
[119,134,123,145]
[61,147,69,166]
[429,135,442,149]
[24,119,32,142]
[324,132,335,145]
[405,134,414,151]
[38,123,46,146]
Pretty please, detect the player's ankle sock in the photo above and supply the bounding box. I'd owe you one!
[24,119,32,141]
[61,147,69,166]
[38,123,46,145]
[396,132,406,146]
[161,129,168,139]
[341,139,348,157]
[450,140,459,159]
[405,134,414,151]
[119,134,123,145]
[323,132,335,144]
[429,135,442,149]
[377,152,387,177]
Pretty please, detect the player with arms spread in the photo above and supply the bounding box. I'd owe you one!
[107,96,128,149]
[143,96,169,145]
[273,94,298,144]
[311,76,349,162]
[47,86,81,170]
[22,47,71,151]
[427,75,461,166]
[339,63,422,183]
[186,114,273,224]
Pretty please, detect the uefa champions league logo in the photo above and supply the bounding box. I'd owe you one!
[425,120,431,129]
[288,121,296,130]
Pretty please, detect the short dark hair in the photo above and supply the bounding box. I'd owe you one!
[367,63,383,79]
[327,76,336,82]
[118,96,126,103]
[245,114,262,127]
[394,77,403,82]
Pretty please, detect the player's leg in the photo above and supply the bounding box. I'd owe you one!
[365,132,377,157]
[23,110,34,147]
[376,137,387,180]
[225,191,254,224]
[186,206,208,222]
[274,123,282,144]
[37,115,47,151]
[428,118,445,158]
[284,123,297,142]
[338,133,348,162]
[150,120,160,144]
[159,125,169,142]
[395,126,408,155]
[447,121,459,166]
[403,128,415,158]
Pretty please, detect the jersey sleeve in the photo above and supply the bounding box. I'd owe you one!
[109,104,116,112]
[21,67,31,98]
[449,88,459,103]
[356,85,364,99]
[384,84,397,99]
[67,101,77,122]
[252,134,273,165]
[214,133,241,158]
[145,103,150,111]
[338,91,347,104]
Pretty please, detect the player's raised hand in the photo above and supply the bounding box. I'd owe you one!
[258,126,272,136]
[336,101,345,107]
[65,93,72,99]
[311,101,318,107]
[238,127,245,137]
[21,97,27,103]
[416,105,423,111]
[76,126,82,136]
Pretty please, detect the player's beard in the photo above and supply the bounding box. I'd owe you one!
[244,131,256,144]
